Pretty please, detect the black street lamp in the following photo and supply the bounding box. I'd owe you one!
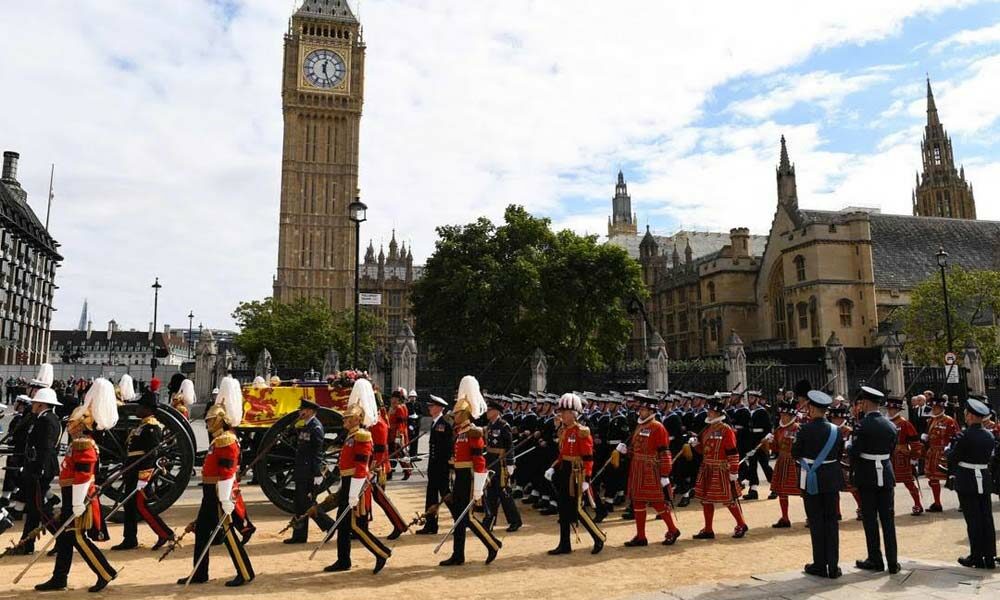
[151,277,162,377]
[348,198,368,370]
[187,310,195,358]
[936,247,954,353]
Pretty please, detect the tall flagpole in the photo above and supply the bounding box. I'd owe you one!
[44,164,54,230]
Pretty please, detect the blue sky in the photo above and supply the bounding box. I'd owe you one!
[1,0,999,331]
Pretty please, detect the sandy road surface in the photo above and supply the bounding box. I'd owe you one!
[0,474,989,600]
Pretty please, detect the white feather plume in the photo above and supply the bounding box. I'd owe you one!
[457,375,487,419]
[178,379,196,406]
[348,378,378,427]
[84,378,119,431]
[118,374,136,402]
[216,376,244,427]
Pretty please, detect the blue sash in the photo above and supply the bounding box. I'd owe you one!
[801,423,838,496]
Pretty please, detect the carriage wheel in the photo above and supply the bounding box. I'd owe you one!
[95,403,195,515]
[255,409,344,513]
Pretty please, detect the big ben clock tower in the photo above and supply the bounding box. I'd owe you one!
[273,0,365,311]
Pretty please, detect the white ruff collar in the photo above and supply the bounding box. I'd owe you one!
[639,415,655,425]
[706,415,725,425]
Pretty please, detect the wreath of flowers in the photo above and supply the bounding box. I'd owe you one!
[326,369,369,388]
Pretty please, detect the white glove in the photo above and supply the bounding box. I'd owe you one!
[729,473,739,482]
[910,460,919,467]
[506,465,515,476]
[71,483,88,517]
[582,481,590,493]
[745,450,756,458]
[217,477,235,514]
[313,476,324,486]
[920,433,929,442]
[473,472,487,501]
[544,467,555,481]
[764,433,774,443]
[136,479,149,491]
[616,443,628,455]
[348,477,365,509]
[660,477,670,487]
[689,437,699,447]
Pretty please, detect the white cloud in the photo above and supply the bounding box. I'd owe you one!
[931,21,1000,52]
[726,71,889,120]
[0,0,988,332]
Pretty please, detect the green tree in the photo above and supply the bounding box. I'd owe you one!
[232,297,383,368]
[899,266,1000,366]
[411,205,645,372]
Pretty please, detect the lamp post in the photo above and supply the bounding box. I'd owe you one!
[151,277,162,378]
[936,247,954,352]
[348,198,368,369]
[187,311,195,358]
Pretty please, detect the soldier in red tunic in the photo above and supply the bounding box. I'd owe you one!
[618,393,680,547]
[769,400,801,528]
[180,376,254,587]
[923,394,959,512]
[439,376,501,566]
[547,393,606,555]
[885,397,925,515]
[389,388,412,480]
[368,400,407,539]
[34,379,118,593]
[691,396,748,539]
[322,378,392,574]
[828,405,861,520]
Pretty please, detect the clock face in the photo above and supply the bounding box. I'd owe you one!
[303,49,346,90]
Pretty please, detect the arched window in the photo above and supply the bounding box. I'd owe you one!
[707,281,716,303]
[797,302,808,330]
[794,255,806,282]
[809,296,819,339]
[838,299,853,327]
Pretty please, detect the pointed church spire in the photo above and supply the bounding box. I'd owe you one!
[926,76,939,126]
[779,135,791,172]
[776,136,798,210]
[617,170,625,185]
[388,229,398,260]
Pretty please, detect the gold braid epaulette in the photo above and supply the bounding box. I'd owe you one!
[213,432,238,447]
[576,426,591,438]
[354,429,372,442]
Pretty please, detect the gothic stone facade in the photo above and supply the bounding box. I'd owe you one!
[0,151,61,365]
[359,231,422,349]
[273,0,366,312]
[621,80,997,360]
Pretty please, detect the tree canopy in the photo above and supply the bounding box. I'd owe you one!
[899,266,1000,366]
[411,205,645,372]
[232,297,382,368]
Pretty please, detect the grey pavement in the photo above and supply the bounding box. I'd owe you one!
[629,559,1000,600]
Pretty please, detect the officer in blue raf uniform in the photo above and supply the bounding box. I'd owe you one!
[284,397,327,544]
[948,396,996,569]
[850,386,900,574]
[793,390,844,579]
[416,395,453,535]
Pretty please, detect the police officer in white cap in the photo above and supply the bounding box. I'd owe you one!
[948,395,996,569]
[850,386,900,575]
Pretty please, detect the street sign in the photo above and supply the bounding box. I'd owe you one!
[944,352,957,366]
[946,364,960,384]
[359,293,382,306]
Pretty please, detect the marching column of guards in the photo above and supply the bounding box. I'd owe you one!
[6,362,1000,591]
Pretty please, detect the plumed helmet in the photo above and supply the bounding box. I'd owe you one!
[168,373,186,395]
[346,378,378,427]
[178,379,196,406]
[269,375,281,387]
[452,375,486,419]
[212,376,244,428]
[252,376,268,389]
[73,378,119,431]
[30,363,54,388]
[408,389,418,399]
[557,392,583,413]
[150,377,161,392]
[118,374,136,402]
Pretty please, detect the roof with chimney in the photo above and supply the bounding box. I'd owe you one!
[798,209,1000,290]
[610,229,767,261]
[296,0,358,23]
[50,328,186,351]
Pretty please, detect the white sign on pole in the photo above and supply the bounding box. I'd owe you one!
[359,293,382,306]
[946,364,960,384]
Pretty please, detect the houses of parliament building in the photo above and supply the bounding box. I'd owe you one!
[613,79,998,360]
